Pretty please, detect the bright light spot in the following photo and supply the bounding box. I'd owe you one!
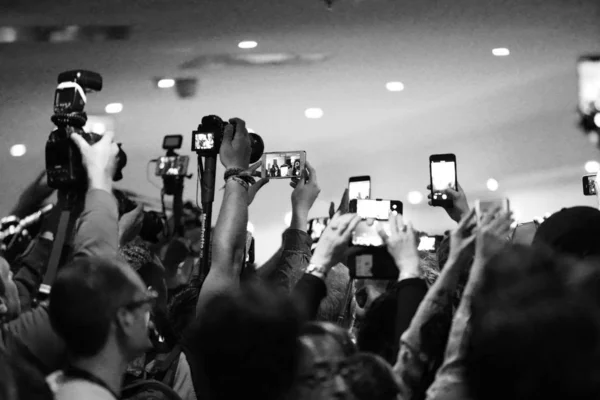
[594,113,600,128]
[386,82,405,92]
[105,103,123,114]
[407,191,423,205]
[284,211,293,227]
[305,108,324,119]
[238,41,258,49]
[418,236,435,251]
[585,161,600,173]
[92,122,106,134]
[486,178,499,192]
[10,144,26,157]
[248,128,255,133]
[157,79,175,89]
[247,221,254,234]
[492,48,510,56]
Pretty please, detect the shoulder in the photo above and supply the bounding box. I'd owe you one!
[53,378,114,400]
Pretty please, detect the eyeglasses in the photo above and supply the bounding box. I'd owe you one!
[122,287,159,311]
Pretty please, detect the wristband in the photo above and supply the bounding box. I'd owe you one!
[224,167,245,181]
[226,176,250,191]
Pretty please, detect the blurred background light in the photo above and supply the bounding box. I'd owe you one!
[10,144,26,157]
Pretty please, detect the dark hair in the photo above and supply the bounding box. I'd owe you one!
[49,256,138,358]
[190,282,303,400]
[301,321,357,357]
[466,245,600,400]
[355,290,398,363]
[342,352,400,400]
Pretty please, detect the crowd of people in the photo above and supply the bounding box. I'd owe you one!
[1,118,600,400]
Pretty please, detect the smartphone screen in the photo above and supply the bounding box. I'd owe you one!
[475,199,510,220]
[430,155,457,205]
[349,176,371,200]
[578,55,600,116]
[512,221,538,246]
[350,247,398,280]
[418,236,436,252]
[352,199,403,219]
[583,174,597,196]
[155,156,190,176]
[352,220,391,247]
[308,217,329,242]
[261,151,306,179]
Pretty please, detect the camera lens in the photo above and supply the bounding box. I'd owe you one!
[249,133,264,164]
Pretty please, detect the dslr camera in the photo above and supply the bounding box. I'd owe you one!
[191,115,264,163]
[45,70,127,190]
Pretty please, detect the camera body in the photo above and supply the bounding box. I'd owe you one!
[46,70,127,190]
[191,115,264,163]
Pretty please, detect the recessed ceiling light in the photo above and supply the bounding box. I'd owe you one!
[492,48,510,56]
[585,160,600,173]
[386,82,405,92]
[486,178,499,191]
[407,191,423,205]
[10,144,26,157]
[157,78,175,89]
[305,108,324,119]
[238,41,258,49]
[105,103,123,114]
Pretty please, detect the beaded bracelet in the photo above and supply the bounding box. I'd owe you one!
[226,176,250,191]
[224,167,246,181]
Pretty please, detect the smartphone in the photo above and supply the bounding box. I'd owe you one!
[308,217,329,242]
[348,247,398,280]
[475,199,510,220]
[349,176,371,200]
[261,151,306,179]
[349,199,403,219]
[578,55,600,117]
[155,155,190,177]
[512,221,539,246]
[583,174,597,196]
[429,154,457,207]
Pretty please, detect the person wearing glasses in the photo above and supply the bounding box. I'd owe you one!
[47,256,157,400]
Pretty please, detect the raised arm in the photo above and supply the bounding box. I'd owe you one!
[196,118,252,316]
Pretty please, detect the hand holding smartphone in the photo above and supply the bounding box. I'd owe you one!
[261,151,306,179]
[429,154,457,207]
[583,174,598,196]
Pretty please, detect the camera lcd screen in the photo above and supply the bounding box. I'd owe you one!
[163,135,182,150]
[262,151,305,179]
[155,156,189,177]
[431,160,456,201]
[194,133,215,151]
[578,57,600,116]
[349,180,370,200]
[352,220,391,247]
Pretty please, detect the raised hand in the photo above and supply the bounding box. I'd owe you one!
[475,207,513,264]
[427,182,470,223]
[377,213,420,280]
[310,212,361,270]
[246,161,269,205]
[329,189,350,218]
[447,208,477,264]
[290,161,321,214]
[71,131,119,191]
[219,118,251,170]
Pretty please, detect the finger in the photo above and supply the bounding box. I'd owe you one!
[289,181,297,189]
[223,123,235,143]
[100,130,115,145]
[480,206,500,226]
[405,221,415,237]
[248,160,262,174]
[329,202,336,219]
[336,213,359,233]
[342,215,362,239]
[337,189,349,215]
[389,212,400,236]
[70,133,90,151]
[427,193,432,199]
[428,201,433,206]
[253,177,270,191]
[376,221,390,243]
[305,161,317,185]
[457,181,464,193]
[229,118,249,143]
[394,213,406,235]
[446,187,459,198]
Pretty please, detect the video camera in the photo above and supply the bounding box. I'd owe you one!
[191,115,264,163]
[45,70,127,191]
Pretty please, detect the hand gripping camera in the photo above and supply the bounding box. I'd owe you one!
[191,115,264,163]
[45,70,127,190]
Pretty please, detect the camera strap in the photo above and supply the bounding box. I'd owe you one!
[39,209,71,297]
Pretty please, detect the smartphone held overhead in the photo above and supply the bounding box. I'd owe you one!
[429,154,457,207]
[349,176,371,200]
[261,151,306,179]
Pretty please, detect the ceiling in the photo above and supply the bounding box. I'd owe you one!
[0,0,599,262]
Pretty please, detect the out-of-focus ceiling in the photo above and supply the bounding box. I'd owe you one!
[0,0,599,260]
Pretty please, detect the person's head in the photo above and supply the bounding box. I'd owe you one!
[466,245,600,400]
[289,322,356,400]
[534,206,600,259]
[49,256,154,363]
[192,282,302,400]
[342,353,400,400]
[0,256,20,321]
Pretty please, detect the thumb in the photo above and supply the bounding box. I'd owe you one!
[329,202,336,219]
[70,133,89,152]
[253,177,270,190]
[100,130,115,145]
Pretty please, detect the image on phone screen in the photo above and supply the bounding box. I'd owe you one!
[431,159,456,202]
[349,177,371,200]
[355,199,402,219]
[352,220,391,247]
[156,156,189,176]
[583,174,597,196]
[262,151,305,179]
[578,56,600,116]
